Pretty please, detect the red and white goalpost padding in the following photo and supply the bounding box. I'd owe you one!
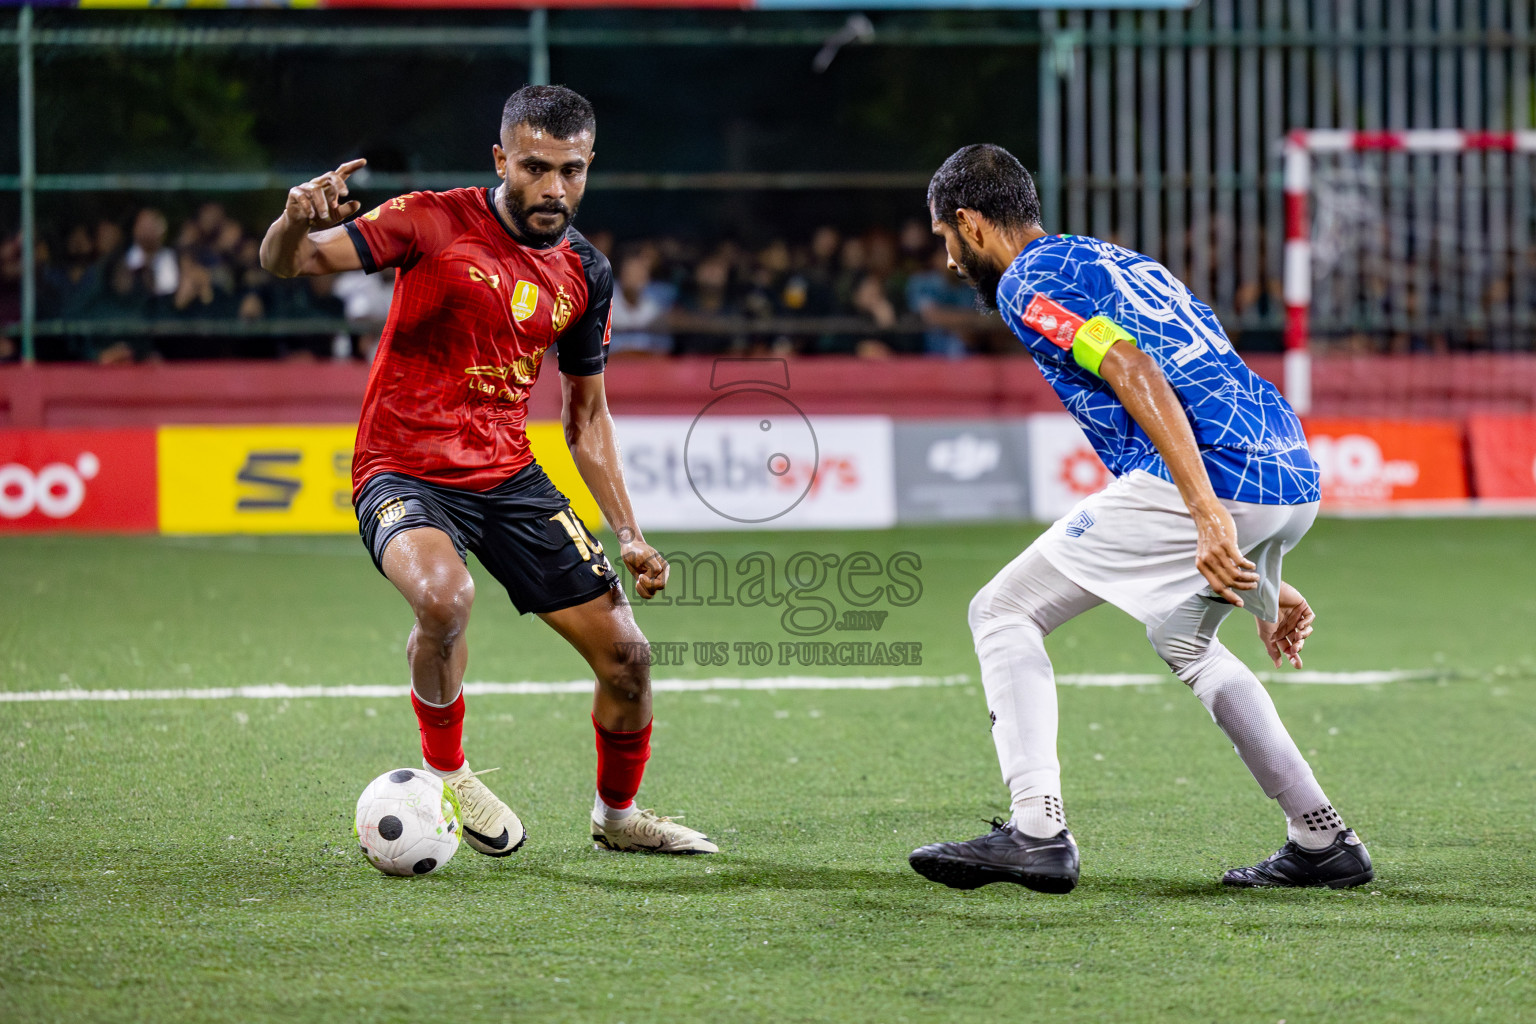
[1281,129,1536,414]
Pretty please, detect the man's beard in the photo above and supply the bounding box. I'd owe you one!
[955,235,1004,312]
[503,188,576,245]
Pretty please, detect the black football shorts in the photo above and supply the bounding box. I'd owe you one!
[355,465,618,615]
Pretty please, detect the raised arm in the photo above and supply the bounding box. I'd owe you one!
[561,371,670,600]
[259,159,368,279]
[1098,341,1260,606]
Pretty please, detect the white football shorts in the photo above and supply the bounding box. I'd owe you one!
[1031,469,1319,626]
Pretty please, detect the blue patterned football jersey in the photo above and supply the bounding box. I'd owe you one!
[996,234,1320,506]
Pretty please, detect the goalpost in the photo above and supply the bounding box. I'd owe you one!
[1281,129,1536,414]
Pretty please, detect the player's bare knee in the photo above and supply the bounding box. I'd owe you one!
[414,576,475,645]
[598,656,649,705]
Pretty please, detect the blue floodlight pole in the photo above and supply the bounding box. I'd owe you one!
[17,5,36,364]
[529,9,549,85]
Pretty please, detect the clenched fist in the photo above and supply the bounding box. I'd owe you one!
[621,540,670,601]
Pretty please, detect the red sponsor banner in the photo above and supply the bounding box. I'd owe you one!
[1303,418,1468,506]
[1467,415,1536,498]
[0,430,158,532]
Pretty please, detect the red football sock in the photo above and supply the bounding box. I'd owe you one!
[411,689,466,773]
[593,714,651,809]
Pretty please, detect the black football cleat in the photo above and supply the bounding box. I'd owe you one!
[1222,828,1373,889]
[909,819,1080,894]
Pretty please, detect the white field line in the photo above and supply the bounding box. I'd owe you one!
[0,668,1458,703]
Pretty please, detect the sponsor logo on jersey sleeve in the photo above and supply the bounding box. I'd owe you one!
[510,280,539,322]
[363,194,413,222]
[1022,294,1086,350]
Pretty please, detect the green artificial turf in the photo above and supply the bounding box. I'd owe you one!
[2,519,1534,1023]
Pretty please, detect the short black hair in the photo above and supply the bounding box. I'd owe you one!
[927,144,1041,231]
[500,84,596,140]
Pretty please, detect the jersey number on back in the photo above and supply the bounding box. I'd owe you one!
[1095,259,1232,366]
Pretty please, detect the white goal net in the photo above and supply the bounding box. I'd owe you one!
[1288,131,1536,355]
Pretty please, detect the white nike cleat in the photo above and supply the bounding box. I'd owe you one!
[433,762,526,857]
[591,808,718,855]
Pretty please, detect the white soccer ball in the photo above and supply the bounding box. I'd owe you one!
[354,768,460,877]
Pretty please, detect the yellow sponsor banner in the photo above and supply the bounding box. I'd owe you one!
[525,422,603,530]
[157,424,600,535]
[158,425,358,534]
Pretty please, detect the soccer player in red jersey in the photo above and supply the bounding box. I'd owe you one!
[259,85,715,856]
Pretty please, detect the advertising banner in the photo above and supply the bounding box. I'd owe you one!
[892,420,1028,523]
[1304,418,1468,506]
[614,415,895,530]
[0,429,158,532]
[1025,413,1113,522]
[157,423,600,535]
[158,425,359,534]
[1466,415,1536,499]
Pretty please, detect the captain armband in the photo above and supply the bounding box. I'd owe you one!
[1071,316,1137,377]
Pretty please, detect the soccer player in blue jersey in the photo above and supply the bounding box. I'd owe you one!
[907,144,1372,893]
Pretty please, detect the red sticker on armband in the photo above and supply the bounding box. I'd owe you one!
[1022,294,1086,350]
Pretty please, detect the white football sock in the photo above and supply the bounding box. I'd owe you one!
[1183,643,1315,799]
[968,549,1102,839]
[1277,779,1346,850]
[1012,794,1067,839]
[1151,599,1347,851]
[594,791,636,822]
[975,618,1064,833]
[422,758,465,779]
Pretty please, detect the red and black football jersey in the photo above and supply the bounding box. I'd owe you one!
[344,187,612,495]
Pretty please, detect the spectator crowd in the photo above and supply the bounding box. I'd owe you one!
[0,204,998,364]
[0,202,395,364]
[4,203,1526,365]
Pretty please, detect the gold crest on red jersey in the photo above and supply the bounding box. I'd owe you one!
[375,497,407,526]
[510,280,539,322]
[550,285,575,333]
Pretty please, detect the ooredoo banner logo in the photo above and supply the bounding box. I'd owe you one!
[0,429,157,531]
[0,451,100,520]
[1304,418,1468,505]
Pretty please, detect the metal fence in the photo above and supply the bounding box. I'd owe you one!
[7,3,1536,360]
[1036,0,1536,348]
